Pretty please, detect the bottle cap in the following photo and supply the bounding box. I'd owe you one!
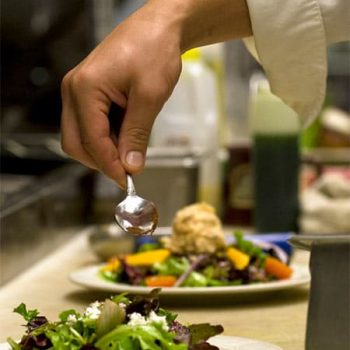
[249,78,301,135]
[182,48,201,61]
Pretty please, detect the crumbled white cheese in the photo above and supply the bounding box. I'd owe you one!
[84,301,101,320]
[67,314,78,324]
[149,311,169,331]
[128,312,147,327]
[128,311,169,331]
[127,311,169,331]
[118,302,126,309]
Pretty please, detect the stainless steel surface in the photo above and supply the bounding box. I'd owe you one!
[0,163,95,286]
[1,133,66,161]
[88,224,135,260]
[133,148,200,226]
[306,241,350,350]
[290,235,350,350]
[115,174,158,235]
[289,234,350,251]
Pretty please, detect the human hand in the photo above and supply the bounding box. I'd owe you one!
[61,2,183,188]
[61,0,251,188]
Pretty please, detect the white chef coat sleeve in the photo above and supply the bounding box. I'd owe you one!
[243,0,350,127]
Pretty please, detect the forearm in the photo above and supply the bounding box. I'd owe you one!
[145,0,252,53]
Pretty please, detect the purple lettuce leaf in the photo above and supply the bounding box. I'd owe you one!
[125,288,160,318]
[170,320,191,345]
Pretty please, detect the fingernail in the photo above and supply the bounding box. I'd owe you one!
[126,151,144,168]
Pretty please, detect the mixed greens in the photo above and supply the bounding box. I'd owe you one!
[8,289,223,350]
[100,232,293,288]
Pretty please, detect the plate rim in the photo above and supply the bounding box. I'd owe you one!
[69,263,310,296]
[210,335,282,350]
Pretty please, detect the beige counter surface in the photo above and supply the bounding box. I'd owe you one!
[0,230,310,349]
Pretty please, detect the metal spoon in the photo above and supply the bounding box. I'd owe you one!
[114,174,158,235]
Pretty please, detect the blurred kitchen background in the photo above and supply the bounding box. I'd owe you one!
[1,0,350,285]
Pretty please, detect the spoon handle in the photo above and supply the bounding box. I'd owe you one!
[126,174,136,196]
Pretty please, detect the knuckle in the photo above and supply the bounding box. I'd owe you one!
[61,70,74,95]
[153,84,171,102]
[60,73,69,92]
[125,127,150,146]
[137,81,170,106]
[69,67,96,92]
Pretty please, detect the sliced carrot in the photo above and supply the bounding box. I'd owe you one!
[144,275,177,287]
[125,249,171,266]
[264,257,293,280]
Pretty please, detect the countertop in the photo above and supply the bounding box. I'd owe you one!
[0,229,311,349]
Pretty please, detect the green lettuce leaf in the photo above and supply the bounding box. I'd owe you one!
[13,303,39,322]
[182,272,208,287]
[153,257,190,276]
[188,323,224,345]
[96,299,125,338]
[96,323,187,350]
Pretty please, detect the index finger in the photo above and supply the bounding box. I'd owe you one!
[74,92,127,188]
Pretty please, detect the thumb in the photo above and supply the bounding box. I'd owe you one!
[118,88,164,174]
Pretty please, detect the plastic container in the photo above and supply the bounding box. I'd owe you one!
[249,76,301,233]
[151,48,221,211]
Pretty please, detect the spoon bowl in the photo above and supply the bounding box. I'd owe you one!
[115,174,158,235]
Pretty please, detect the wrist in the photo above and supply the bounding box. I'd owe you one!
[146,0,252,53]
[141,0,188,53]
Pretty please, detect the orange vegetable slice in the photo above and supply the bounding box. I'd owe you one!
[145,275,177,287]
[125,249,170,266]
[102,257,121,272]
[265,256,293,280]
[226,247,250,270]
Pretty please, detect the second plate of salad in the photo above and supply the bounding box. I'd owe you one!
[70,203,310,296]
[69,264,309,296]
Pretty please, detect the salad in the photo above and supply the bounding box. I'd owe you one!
[7,289,223,350]
[99,231,293,288]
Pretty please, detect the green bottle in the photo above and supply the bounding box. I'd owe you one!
[249,78,301,233]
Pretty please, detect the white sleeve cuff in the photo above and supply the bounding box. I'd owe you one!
[244,0,328,126]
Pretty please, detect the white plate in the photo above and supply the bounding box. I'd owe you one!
[210,335,282,349]
[69,263,310,296]
[0,335,282,350]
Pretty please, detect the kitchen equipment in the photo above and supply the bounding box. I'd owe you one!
[88,224,135,261]
[114,174,158,235]
[0,162,94,286]
[289,234,350,350]
[151,48,221,212]
[1,0,94,134]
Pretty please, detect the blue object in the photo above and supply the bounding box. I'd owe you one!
[226,232,294,257]
[249,233,294,257]
[134,235,158,250]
